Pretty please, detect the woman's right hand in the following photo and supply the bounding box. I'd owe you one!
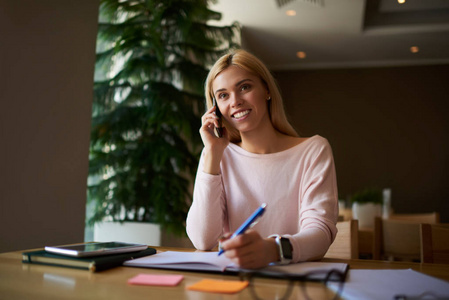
[199,106,230,174]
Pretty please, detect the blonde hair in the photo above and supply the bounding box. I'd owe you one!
[205,49,298,143]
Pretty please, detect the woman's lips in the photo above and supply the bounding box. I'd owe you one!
[232,109,251,119]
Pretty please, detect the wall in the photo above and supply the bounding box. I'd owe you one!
[0,0,99,252]
[274,65,449,222]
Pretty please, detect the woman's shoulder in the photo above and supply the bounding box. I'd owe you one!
[283,135,333,162]
[290,134,330,149]
[304,134,330,145]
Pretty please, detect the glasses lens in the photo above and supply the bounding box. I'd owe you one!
[246,276,293,300]
[301,280,343,300]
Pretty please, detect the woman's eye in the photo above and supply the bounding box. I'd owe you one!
[218,93,227,99]
[240,84,250,91]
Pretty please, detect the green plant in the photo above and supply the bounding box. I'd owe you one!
[88,0,239,235]
[350,188,383,205]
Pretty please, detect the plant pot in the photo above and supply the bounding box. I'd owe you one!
[94,221,161,246]
[352,202,382,229]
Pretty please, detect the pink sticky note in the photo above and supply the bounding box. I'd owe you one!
[128,274,184,286]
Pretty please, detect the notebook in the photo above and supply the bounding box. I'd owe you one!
[23,247,156,272]
[124,251,348,280]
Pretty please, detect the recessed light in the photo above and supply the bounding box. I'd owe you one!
[296,51,306,59]
[286,10,296,16]
[398,0,406,4]
[410,46,419,53]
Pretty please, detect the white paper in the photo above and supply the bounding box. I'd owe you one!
[328,269,449,300]
[124,251,232,271]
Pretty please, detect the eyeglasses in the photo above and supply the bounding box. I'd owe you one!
[238,268,346,300]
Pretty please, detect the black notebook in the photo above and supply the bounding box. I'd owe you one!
[22,247,156,272]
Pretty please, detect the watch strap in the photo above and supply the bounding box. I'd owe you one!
[269,234,292,265]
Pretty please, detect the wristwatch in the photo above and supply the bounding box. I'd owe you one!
[271,235,293,265]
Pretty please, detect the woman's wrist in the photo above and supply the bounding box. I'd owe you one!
[265,237,281,263]
[267,235,293,264]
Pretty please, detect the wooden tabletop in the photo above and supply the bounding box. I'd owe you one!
[1,246,448,300]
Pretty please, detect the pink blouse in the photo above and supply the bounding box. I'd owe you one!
[186,135,338,263]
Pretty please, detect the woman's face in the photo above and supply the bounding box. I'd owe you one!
[212,65,270,135]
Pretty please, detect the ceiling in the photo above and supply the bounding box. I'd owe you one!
[209,0,449,70]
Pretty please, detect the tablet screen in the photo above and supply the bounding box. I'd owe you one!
[45,242,148,257]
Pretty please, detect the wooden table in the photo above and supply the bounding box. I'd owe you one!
[1,246,448,299]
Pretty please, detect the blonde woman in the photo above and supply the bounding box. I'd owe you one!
[186,49,338,269]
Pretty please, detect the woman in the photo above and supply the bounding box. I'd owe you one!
[186,49,338,269]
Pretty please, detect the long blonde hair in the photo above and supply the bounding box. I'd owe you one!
[205,49,298,143]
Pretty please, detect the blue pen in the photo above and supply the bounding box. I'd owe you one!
[218,203,267,256]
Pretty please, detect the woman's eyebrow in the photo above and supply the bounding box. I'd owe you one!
[235,78,253,87]
[214,88,226,95]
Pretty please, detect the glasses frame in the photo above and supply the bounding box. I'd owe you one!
[238,268,346,300]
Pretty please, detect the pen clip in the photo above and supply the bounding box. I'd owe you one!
[249,216,262,229]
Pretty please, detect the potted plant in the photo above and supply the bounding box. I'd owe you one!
[87,0,239,244]
[350,188,383,229]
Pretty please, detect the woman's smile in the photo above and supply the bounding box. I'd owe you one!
[232,109,251,120]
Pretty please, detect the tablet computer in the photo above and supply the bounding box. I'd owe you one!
[45,242,148,257]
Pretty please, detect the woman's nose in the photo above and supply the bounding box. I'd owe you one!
[230,93,243,107]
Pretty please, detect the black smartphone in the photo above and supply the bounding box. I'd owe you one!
[213,97,224,138]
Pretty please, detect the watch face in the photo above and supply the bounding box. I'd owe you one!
[280,237,293,259]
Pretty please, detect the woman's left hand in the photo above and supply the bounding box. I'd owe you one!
[220,230,279,269]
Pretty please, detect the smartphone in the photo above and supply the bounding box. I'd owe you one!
[213,97,224,138]
[45,242,148,257]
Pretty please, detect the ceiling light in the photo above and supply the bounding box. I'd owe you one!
[286,10,296,16]
[296,51,306,59]
[398,0,406,3]
[410,46,419,53]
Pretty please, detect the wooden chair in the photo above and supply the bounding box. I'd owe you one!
[338,208,353,222]
[421,223,449,264]
[373,217,421,261]
[389,212,440,224]
[324,219,359,259]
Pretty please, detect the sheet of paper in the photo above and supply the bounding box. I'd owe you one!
[124,251,233,271]
[328,269,449,300]
[127,274,184,286]
[187,279,249,294]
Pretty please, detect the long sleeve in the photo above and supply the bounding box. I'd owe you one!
[284,138,339,262]
[186,150,228,250]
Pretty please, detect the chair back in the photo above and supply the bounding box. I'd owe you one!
[373,217,421,261]
[421,223,449,264]
[324,219,359,259]
[389,212,439,224]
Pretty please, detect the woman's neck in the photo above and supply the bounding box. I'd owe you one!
[238,122,302,154]
[239,129,278,154]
